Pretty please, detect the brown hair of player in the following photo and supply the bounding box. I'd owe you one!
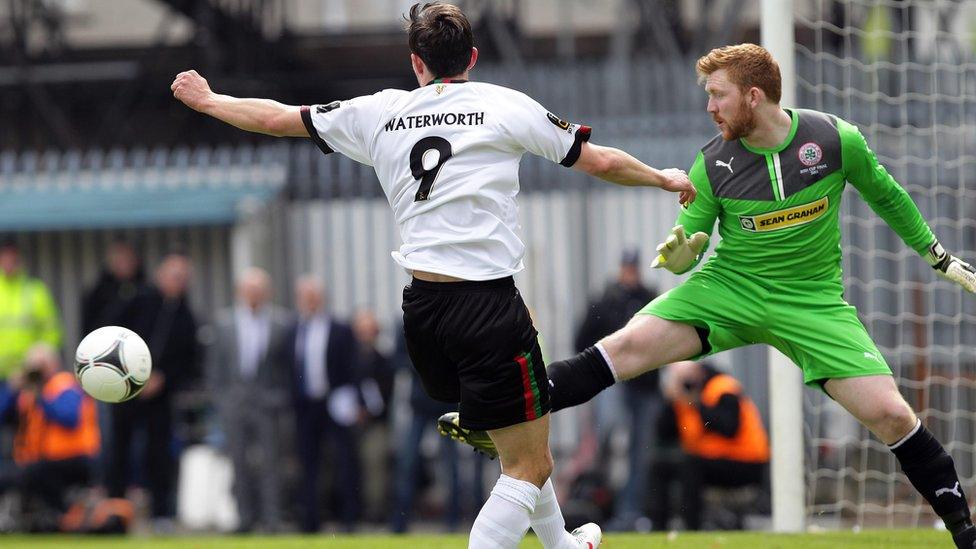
[696,43,782,104]
[404,2,474,79]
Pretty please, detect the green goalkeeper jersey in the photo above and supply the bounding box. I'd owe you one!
[679,108,936,281]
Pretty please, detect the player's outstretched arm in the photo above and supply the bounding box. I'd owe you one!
[651,225,708,275]
[573,141,696,205]
[840,120,976,294]
[171,70,307,137]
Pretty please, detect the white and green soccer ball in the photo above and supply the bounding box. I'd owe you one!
[74,326,152,403]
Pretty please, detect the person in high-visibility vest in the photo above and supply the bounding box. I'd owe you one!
[0,344,99,524]
[0,238,62,381]
[651,361,769,531]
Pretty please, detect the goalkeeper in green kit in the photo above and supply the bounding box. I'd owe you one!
[438,44,976,546]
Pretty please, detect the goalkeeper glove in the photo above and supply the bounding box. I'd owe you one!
[651,225,709,274]
[925,241,976,293]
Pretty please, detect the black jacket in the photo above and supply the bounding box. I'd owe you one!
[284,316,359,407]
[658,365,742,442]
[574,280,658,390]
[357,345,395,422]
[81,270,145,334]
[125,286,200,398]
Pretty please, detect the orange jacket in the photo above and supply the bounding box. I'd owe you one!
[672,373,769,463]
[14,371,100,464]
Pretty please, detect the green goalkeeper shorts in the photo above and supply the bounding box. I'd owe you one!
[638,268,892,387]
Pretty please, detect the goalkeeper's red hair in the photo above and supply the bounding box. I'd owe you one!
[696,44,782,104]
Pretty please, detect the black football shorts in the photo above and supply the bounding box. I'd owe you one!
[401,276,550,431]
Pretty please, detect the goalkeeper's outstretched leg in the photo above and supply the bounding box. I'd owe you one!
[437,315,703,472]
[826,375,975,548]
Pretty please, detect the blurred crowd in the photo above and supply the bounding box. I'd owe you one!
[0,238,772,535]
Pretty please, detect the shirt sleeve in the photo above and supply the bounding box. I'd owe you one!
[840,119,937,255]
[0,384,16,423]
[498,91,592,167]
[40,387,82,429]
[301,90,394,167]
[673,151,721,273]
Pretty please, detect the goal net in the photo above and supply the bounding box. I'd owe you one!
[795,0,976,528]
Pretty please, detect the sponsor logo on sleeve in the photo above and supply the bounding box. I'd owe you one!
[316,101,341,114]
[546,112,572,132]
[738,196,829,232]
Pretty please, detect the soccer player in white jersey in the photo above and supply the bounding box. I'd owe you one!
[172,3,694,547]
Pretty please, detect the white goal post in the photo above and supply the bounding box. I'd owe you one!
[763,0,976,533]
[761,0,807,533]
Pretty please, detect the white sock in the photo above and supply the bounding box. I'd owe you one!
[530,478,580,549]
[469,474,541,549]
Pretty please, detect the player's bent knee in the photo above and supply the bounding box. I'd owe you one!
[600,319,658,379]
[603,316,701,380]
[502,452,554,487]
[885,402,918,438]
[865,398,917,442]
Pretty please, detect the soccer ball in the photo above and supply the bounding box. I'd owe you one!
[74,326,152,403]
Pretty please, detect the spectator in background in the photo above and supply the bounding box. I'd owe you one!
[574,248,658,530]
[81,239,145,334]
[352,309,395,523]
[0,237,62,383]
[209,267,290,533]
[389,321,482,534]
[81,239,146,490]
[107,252,198,529]
[286,276,361,533]
[80,239,147,491]
[0,344,99,530]
[651,361,769,531]
[0,237,63,520]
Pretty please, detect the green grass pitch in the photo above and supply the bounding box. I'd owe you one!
[0,530,952,548]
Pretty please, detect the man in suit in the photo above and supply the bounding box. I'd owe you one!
[574,248,660,531]
[81,239,145,335]
[352,309,394,523]
[208,267,290,533]
[107,252,198,526]
[287,275,361,533]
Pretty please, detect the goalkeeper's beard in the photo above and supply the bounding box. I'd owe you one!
[718,97,758,141]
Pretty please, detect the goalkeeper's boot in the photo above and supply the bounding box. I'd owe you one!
[436,412,497,459]
[952,522,976,548]
[570,522,602,548]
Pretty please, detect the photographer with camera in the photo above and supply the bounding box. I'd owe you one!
[0,344,100,529]
[650,361,768,531]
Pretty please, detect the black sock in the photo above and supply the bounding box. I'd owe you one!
[547,346,616,413]
[890,421,972,535]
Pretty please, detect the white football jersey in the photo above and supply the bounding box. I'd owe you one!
[302,80,591,280]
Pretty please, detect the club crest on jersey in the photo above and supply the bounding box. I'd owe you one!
[435,84,447,95]
[317,101,340,114]
[547,112,571,131]
[738,196,829,232]
[798,142,823,167]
